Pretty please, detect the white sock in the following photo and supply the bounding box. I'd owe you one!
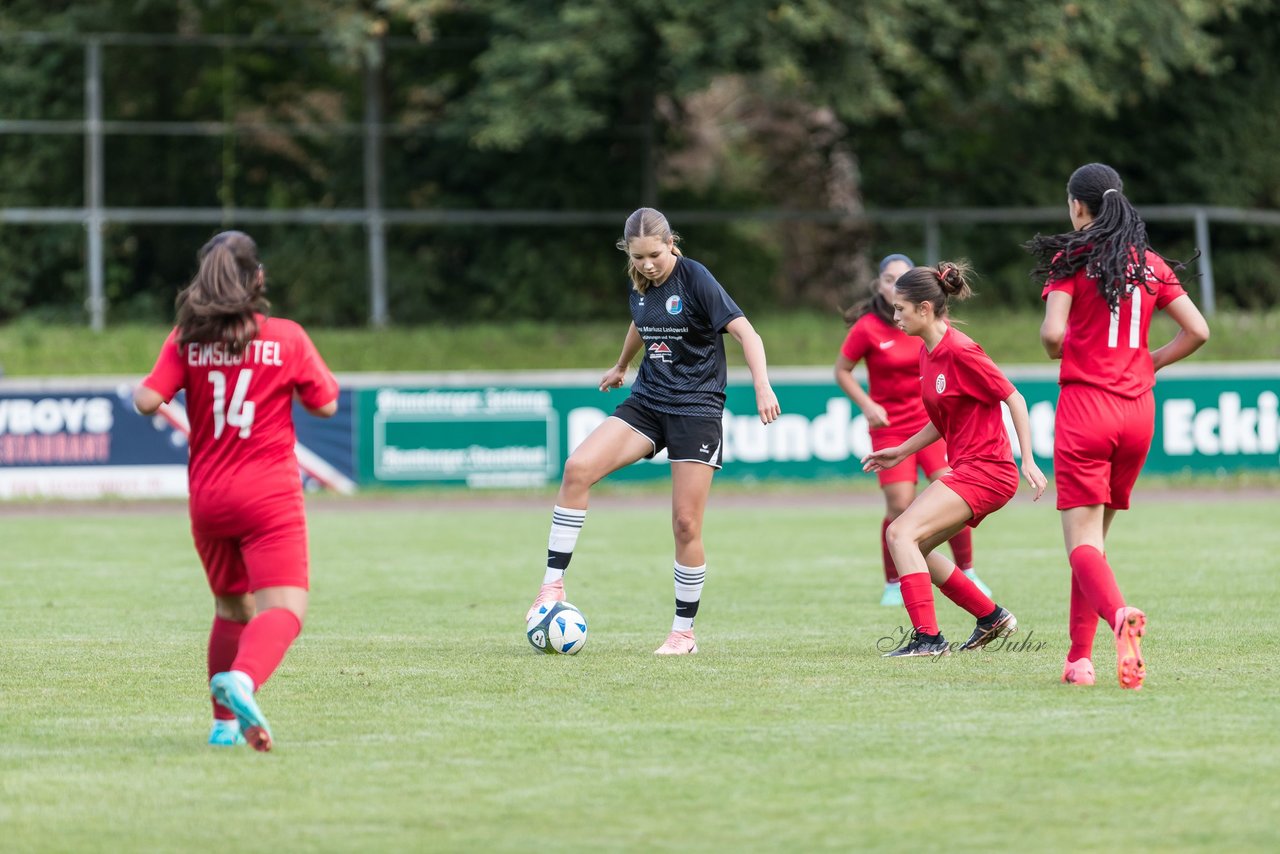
[672,561,706,632]
[544,505,586,584]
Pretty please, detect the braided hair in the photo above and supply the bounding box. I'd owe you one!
[1025,163,1187,315]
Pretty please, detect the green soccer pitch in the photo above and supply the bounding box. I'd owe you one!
[1,493,1277,852]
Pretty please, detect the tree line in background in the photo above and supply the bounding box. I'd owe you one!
[2,0,1278,326]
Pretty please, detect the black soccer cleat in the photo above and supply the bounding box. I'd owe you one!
[883,631,952,657]
[958,607,1017,651]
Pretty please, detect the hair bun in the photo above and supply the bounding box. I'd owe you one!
[936,263,960,295]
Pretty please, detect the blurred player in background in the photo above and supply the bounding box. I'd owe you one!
[862,262,1046,657]
[525,207,781,655]
[836,252,992,606]
[134,230,339,750]
[1027,163,1209,689]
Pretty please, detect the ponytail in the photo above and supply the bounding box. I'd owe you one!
[175,230,269,354]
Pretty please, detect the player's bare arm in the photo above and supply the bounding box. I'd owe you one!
[1041,291,1071,360]
[861,421,940,472]
[600,322,643,392]
[133,384,165,416]
[834,354,890,428]
[1003,390,1047,500]
[725,316,780,424]
[1151,294,1210,372]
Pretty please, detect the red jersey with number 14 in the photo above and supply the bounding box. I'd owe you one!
[919,327,1016,469]
[141,315,339,498]
[1042,249,1187,398]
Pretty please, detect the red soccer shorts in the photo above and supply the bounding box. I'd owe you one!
[940,460,1020,527]
[1053,384,1155,511]
[870,427,951,487]
[190,491,311,595]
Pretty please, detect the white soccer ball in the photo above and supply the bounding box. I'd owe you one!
[526,601,588,655]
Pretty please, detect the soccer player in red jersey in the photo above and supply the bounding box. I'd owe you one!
[1026,163,1209,689]
[862,262,1047,657]
[133,231,339,750]
[836,253,991,607]
[524,208,781,655]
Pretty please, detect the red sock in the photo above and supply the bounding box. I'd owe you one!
[208,616,246,720]
[938,567,996,619]
[880,518,898,583]
[899,573,939,635]
[1067,571,1097,662]
[1069,545,1125,630]
[948,527,974,571]
[230,608,302,690]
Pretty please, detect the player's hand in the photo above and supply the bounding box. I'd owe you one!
[861,447,904,473]
[864,401,890,429]
[598,364,626,392]
[755,383,781,425]
[1022,460,1048,501]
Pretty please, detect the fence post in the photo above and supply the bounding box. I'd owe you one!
[363,38,388,328]
[923,214,940,266]
[1193,208,1216,316]
[84,38,106,331]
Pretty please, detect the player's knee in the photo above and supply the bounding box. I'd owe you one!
[884,517,920,551]
[214,594,254,623]
[672,513,702,545]
[561,454,596,491]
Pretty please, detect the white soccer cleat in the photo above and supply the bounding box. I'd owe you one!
[525,578,565,622]
[654,629,698,655]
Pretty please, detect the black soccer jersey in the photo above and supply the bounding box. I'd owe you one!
[626,255,744,417]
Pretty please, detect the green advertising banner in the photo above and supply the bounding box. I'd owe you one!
[351,364,1280,487]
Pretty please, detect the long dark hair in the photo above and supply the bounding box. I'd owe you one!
[1024,163,1189,314]
[844,253,914,326]
[175,230,270,354]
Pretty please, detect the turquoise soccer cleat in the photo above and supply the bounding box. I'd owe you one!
[208,718,245,747]
[209,671,273,752]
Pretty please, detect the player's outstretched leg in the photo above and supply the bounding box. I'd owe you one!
[210,671,273,752]
[525,578,565,623]
[207,718,245,747]
[958,606,1017,651]
[1061,658,1096,685]
[1113,606,1146,690]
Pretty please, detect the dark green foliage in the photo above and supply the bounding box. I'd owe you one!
[1,0,1277,325]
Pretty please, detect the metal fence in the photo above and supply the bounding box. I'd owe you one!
[5,31,1279,327]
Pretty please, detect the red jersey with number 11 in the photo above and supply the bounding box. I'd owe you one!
[1042,249,1187,398]
[141,315,339,498]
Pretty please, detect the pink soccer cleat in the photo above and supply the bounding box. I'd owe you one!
[1061,657,1096,686]
[654,629,698,655]
[525,578,565,622]
[1113,607,1147,690]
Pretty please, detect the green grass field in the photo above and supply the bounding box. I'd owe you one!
[2,493,1278,852]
